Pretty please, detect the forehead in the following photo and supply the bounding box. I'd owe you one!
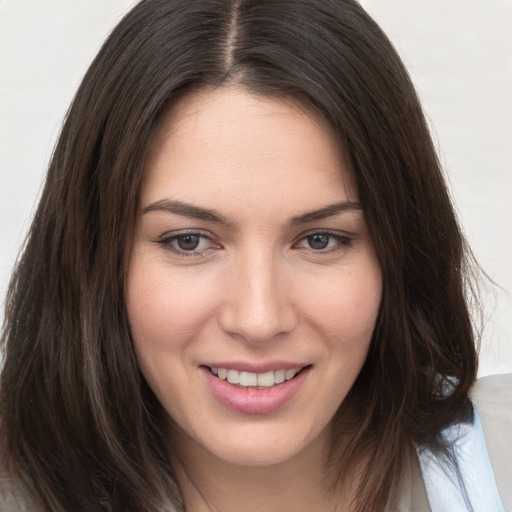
[142,86,358,212]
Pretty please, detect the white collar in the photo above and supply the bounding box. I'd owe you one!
[417,405,504,511]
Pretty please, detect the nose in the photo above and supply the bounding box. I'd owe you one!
[218,248,297,344]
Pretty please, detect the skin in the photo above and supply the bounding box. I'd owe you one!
[126,86,382,511]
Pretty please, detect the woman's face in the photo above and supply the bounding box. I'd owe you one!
[126,87,382,467]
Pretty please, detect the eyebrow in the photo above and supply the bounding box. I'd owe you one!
[288,200,363,226]
[142,199,232,224]
[142,199,363,226]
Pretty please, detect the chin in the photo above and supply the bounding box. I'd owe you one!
[186,419,331,469]
[211,441,306,467]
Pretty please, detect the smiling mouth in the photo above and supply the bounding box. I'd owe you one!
[206,366,310,389]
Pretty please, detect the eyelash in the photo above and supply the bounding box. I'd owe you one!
[294,232,353,253]
[156,231,218,258]
[156,231,353,258]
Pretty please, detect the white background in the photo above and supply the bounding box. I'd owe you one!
[1,0,510,376]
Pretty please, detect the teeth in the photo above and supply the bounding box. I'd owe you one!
[239,371,257,386]
[257,371,274,387]
[274,369,286,384]
[285,369,298,380]
[227,369,240,384]
[211,367,303,387]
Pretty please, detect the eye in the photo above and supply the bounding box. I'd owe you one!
[156,232,219,257]
[173,234,204,251]
[295,232,352,252]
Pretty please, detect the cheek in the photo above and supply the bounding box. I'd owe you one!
[300,261,382,354]
[307,263,382,409]
[125,255,218,352]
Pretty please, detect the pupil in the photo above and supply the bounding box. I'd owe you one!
[178,235,200,251]
[308,234,329,250]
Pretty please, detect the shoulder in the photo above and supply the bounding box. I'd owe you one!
[399,373,512,512]
[0,480,38,512]
[470,373,512,509]
[470,372,512,407]
[0,464,41,512]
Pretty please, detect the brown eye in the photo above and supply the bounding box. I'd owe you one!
[157,232,218,257]
[295,232,353,253]
[176,234,201,251]
[306,234,330,250]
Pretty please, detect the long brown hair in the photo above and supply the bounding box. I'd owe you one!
[1,0,478,510]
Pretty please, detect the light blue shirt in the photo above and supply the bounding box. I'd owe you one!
[417,406,504,512]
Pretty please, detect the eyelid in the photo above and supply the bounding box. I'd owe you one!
[292,229,354,252]
[155,229,221,257]
[154,228,354,258]
[293,228,354,242]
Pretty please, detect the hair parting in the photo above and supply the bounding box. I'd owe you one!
[1,1,479,511]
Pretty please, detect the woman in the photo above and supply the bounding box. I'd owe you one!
[1,0,510,511]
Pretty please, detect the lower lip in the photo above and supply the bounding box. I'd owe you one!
[202,366,310,415]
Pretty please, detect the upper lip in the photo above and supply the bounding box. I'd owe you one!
[201,361,311,373]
